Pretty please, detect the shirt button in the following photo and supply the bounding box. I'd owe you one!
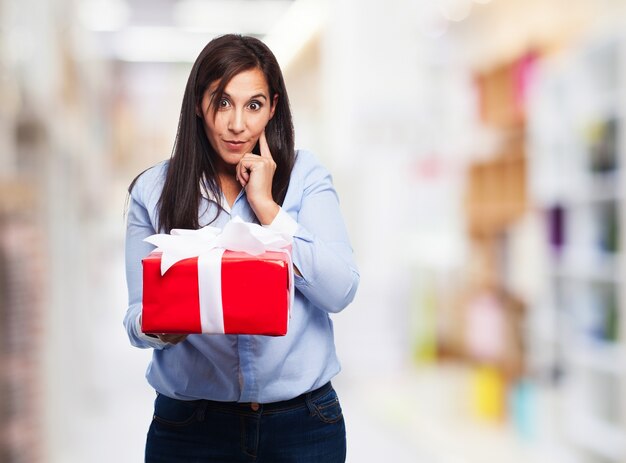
[251,402,260,411]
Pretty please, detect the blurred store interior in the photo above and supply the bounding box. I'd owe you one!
[2,0,626,461]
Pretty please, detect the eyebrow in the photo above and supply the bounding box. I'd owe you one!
[211,91,268,101]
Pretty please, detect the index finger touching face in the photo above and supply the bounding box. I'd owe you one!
[259,130,272,159]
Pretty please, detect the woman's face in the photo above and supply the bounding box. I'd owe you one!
[199,68,277,173]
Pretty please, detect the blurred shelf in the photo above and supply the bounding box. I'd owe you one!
[565,172,622,204]
[528,30,626,463]
[567,340,626,376]
[548,249,620,283]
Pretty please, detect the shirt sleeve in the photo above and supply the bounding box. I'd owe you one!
[123,190,170,350]
[269,160,360,314]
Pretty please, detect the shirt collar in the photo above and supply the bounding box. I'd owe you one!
[200,179,231,213]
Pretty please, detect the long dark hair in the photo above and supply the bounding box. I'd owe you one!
[131,34,295,232]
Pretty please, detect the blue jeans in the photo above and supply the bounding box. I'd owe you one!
[145,382,346,462]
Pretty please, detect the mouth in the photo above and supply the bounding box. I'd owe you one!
[223,140,247,150]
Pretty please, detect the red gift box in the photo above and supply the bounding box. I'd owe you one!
[142,250,291,336]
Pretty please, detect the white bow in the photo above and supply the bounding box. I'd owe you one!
[144,216,293,275]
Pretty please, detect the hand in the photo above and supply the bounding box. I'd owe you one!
[236,131,280,224]
[156,334,188,344]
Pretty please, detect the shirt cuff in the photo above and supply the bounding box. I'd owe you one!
[264,208,298,236]
[136,312,168,348]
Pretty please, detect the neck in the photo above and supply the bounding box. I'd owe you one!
[219,174,242,208]
[214,156,237,177]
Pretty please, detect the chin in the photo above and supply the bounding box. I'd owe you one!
[223,153,244,165]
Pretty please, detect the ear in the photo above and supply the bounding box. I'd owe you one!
[269,94,278,120]
[196,90,208,118]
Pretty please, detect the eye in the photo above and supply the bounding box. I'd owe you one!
[248,100,263,111]
[218,98,230,109]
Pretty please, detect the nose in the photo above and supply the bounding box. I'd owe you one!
[228,108,245,134]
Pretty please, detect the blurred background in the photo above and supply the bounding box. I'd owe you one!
[1,0,626,461]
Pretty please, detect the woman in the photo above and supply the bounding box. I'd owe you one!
[124,34,359,462]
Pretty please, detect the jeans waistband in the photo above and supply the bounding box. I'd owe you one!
[199,382,333,413]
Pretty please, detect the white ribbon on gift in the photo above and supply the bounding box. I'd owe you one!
[144,216,294,334]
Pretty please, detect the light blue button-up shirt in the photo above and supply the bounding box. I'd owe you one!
[124,149,359,403]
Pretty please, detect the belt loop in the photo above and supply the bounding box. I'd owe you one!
[305,390,316,416]
[197,401,208,421]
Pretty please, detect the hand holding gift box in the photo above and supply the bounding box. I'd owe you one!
[141,217,294,336]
